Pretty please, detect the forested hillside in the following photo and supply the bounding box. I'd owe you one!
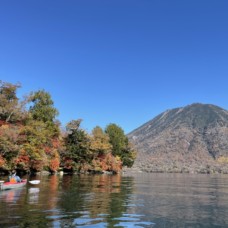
[0,81,136,174]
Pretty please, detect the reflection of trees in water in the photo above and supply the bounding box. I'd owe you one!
[0,175,60,228]
[47,174,59,209]
[0,184,49,227]
[1,173,228,227]
[20,175,59,227]
[58,174,134,227]
[0,174,135,227]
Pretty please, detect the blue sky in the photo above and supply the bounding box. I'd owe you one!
[1,1,228,134]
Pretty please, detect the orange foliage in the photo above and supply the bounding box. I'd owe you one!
[44,146,52,154]
[52,138,61,148]
[49,157,60,172]
[92,153,122,173]
[14,149,30,170]
[0,155,5,167]
[44,138,62,156]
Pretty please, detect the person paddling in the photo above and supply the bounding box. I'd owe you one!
[8,170,21,183]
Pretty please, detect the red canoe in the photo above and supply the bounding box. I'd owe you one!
[0,179,27,191]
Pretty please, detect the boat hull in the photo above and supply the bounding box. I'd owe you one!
[0,180,27,191]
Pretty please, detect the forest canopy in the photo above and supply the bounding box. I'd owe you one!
[0,80,136,174]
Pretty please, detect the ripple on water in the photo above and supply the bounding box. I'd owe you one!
[45,211,155,228]
[113,214,155,227]
[114,221,155,228]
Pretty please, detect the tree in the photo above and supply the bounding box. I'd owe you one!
[28,90,59,123]
[63,119,92,172]
[0,124,20,169]
[105,123,136,167]
[18,120,48,171]
[105,124,126,156]
[0,80,25,123]
[28,90,59,136]
[90,126,112,157]
[0,82,63,173]
[120,141,137,167]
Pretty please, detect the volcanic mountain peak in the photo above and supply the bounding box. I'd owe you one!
[128,103,228,173]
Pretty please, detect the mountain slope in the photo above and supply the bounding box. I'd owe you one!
[128,103,228,173]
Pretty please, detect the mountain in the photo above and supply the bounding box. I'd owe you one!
[128,103,228,173]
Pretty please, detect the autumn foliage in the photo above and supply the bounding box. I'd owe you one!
[0,81,136,173]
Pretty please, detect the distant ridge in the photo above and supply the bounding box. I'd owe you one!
[128,103,228,173]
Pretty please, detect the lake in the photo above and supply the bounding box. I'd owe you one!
[0,173,228,227]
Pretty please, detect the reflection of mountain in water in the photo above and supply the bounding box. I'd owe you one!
[125,173,228,228]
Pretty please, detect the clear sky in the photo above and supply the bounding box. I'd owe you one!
[1,1,228,134]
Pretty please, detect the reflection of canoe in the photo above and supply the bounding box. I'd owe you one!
[0,188,24,203]
[0,180,27,191]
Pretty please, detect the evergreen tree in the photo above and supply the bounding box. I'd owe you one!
[28,89,59,137]
[105,123,136,167]
[28,90,59,122]
[105,124,126,157]
[64,119,92,171]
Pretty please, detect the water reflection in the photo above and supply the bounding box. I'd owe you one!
[0,188,23,203]
[125,173,228,227]
[57,174,152,227]
[28,187,40,204]
[0,173,228,227]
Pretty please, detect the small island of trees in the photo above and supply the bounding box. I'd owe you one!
[0,80,136,175]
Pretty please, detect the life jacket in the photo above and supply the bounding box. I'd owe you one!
[9,176,17,183]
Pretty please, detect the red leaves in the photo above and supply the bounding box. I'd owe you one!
[49,158,60,172]
[92,153,122,173]
[63,158,74,169]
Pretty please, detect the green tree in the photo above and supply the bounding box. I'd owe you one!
[18,120,48,171]
[28,90,59,136]
[64,119,92,171]
[105,124,126,156]
[105,123,136,167]
[28,90,59,122]
[120,140,137,167]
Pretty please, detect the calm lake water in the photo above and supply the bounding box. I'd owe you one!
[0,173,228,227]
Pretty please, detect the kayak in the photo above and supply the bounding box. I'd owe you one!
[0,179,27,191]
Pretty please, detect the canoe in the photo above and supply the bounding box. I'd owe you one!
[0,179,27,191]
